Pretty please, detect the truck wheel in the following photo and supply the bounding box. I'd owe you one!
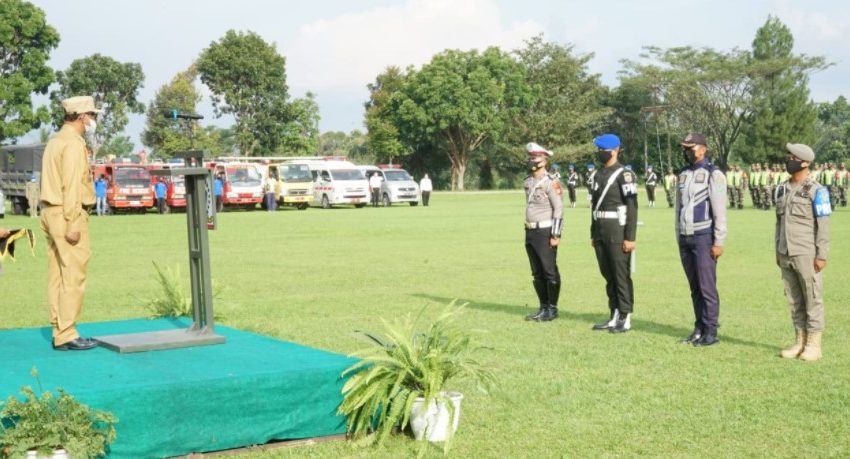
[410,201,419,206]
[354,203,366,208]
[298,203,308,210]
[382,193,391,207]
[321,195,330,209]
[12,199,24,215]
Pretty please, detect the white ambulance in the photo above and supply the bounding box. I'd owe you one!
[289,158,369,209]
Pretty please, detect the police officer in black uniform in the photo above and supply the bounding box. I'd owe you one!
[566,164,579,208]
[523,142,564,322]
[589,134,638,333]
[645,165,658,208]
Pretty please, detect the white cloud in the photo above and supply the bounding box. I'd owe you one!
[283,0,545,93]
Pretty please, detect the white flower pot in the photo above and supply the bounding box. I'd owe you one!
[410,391,464,442]
[26,449,69,459]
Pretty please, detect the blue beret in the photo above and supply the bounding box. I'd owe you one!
[593,133,620,150]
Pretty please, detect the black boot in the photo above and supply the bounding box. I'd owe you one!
[610,312,631,333]
[525,279,549,321]
[545,280,561,321]
[592,309,619,330]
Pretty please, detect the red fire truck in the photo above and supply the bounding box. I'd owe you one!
[214,162,264,210]
[147,163,187,212]
[91,164,154,213]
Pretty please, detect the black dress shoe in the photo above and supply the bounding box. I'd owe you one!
[692,335,719,347]
[53,337,99,351]
[679,329,702,344]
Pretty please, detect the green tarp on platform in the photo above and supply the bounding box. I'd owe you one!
[0,319,357,458]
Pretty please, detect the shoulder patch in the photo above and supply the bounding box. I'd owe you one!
[552,181,562,195]
[814,186,832,217]
[624,172,633,183]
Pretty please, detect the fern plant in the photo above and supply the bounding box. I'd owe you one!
[337,301,495,452]
[0,369,117,458]
[146,262,223,319]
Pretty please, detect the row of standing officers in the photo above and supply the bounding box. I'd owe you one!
[523,133,831,360]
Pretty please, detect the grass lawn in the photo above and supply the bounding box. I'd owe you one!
[2,191,849,458]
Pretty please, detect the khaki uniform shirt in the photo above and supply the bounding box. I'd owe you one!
[524,172,564,224]
[775,176,830,260]
[40,125,95,232]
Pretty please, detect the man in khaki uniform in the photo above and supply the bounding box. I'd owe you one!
[775,143,830,361]
[40,96,100,351]
[25,176,40,217]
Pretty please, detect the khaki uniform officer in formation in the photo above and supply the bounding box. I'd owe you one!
[40,96,100,351]
[776,143,830,361]
[589,134,638,333]
[523,142,564,322]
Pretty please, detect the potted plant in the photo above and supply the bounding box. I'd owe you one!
[338,301,495,453]
[0,369,117,459]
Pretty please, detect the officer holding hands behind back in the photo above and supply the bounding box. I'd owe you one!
[523,142,564,322]
[590,134,638,333]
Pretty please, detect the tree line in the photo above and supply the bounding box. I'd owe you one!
[2,0,846,190]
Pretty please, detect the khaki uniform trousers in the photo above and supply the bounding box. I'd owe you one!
[778,252,824,331]
[40,206,91,345]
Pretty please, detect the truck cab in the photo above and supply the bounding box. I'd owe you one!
[216,162,264,210]
[92,164,155,213]
[271,162,314,210]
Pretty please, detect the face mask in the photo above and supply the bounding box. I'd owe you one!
[527,158,545,172]
[596,150,612,164]
[682,148,697,164]
[85,117,97,134]
[785,159,805,174]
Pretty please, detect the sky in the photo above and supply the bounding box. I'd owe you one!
[22,0,850,150]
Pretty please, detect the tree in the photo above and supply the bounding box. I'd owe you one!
[197,30,291,156]
[141,66,214,158]
[0,0,59,144]
[365,66,408,163]
[390,48,534,190]
[99,135,134,158]
[739,16,825,164]
[814,96,850,164]
[279,92,319,155]
[50,53,145,155]
[623,47,762,170]
[512,35,610,150]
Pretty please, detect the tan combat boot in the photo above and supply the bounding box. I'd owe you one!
[780,329,806,359]
[799,330,822,362]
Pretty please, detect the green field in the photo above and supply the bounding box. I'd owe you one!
[2,191,849,458]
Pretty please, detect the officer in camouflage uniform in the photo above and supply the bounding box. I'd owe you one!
[759,162,772,210]
[664,168,677,208]
[676,133,727,347]
[589,134,638,333]
[749,163,761,209]
[776,143,830,361]
[523,142,564,322]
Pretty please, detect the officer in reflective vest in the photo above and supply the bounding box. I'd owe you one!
[749,163,761,209]
[663,168,677,208]
[523,142,564,322]
[589,133,638,333]
[776,143,830,361]
[676,133,727,347]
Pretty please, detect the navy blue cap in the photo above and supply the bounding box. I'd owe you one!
[568,164,575,169]
[593,133,621,150]
[587,163,595,169]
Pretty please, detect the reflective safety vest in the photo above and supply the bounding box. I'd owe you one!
[749,170,758,186]
[823,169,835,185]
[664,174,675,190]
[759,171,770,186]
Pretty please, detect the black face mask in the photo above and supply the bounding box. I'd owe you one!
[785,159,805,174]
[596,150,613,164]
[527,159,544,171]
[682,148,697,164]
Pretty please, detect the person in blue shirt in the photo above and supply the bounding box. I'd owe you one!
[214,173,224,212]
[154,177,168,214]
[95,174,108,216]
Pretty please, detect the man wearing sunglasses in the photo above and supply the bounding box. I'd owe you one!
[40,96,100,351]
[675,133,727,347]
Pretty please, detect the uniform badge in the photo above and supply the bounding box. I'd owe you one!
[552,181,562,196]
[624,173,633,183]
[696,171,707,184]
[679,173,687,184]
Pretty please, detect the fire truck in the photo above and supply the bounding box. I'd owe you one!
[213,161,264,210]
[147,162,187,212]
[92,163,155,213]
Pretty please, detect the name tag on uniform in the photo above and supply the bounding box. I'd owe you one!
[695,171,707,184]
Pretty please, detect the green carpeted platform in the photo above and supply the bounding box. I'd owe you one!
[0,319,357,458]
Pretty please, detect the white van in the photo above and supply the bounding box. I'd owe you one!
[290,159,369,208]
[357,165,420,206]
